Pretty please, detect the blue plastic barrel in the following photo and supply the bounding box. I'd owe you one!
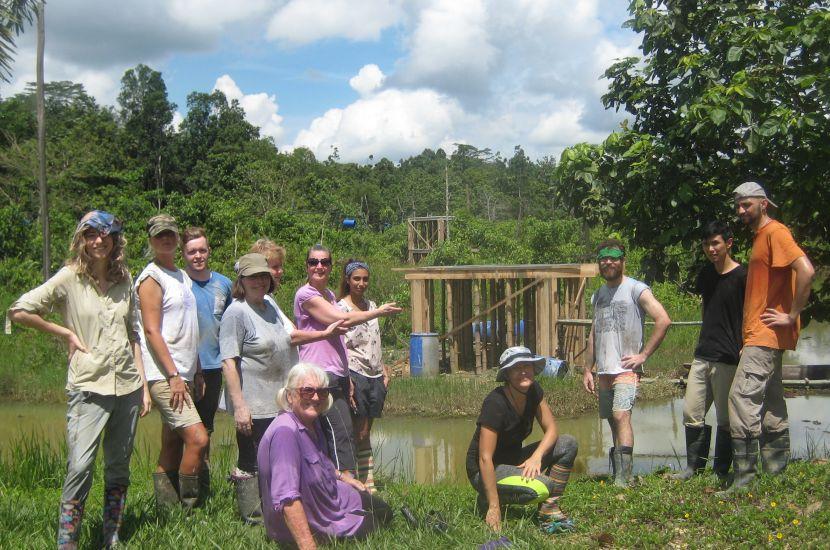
[342,218,356,229]
[410,333,440,376]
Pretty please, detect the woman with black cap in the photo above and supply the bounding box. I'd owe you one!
[9,210,151,549]
[466,346,579,535]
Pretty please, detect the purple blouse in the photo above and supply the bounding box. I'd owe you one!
[293,283,348,377]
[257,411,364,543]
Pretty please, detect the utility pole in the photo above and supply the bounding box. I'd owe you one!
[36,1,49,281]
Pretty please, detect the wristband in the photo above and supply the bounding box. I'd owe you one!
[166,371,180,381]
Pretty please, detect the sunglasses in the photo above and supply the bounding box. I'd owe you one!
[307,258,332,267]
[295,386,334,399]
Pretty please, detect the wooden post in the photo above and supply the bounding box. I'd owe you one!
[411,280,427,333]
[497,280,506,358]
[407,220,415,263]
[426,279,435,332]
[536,278,550,356]
[505,279,514,347]
[488,279,497,372]
[551,276,560,357]
[445,280,458,373]
[471,281,482,373]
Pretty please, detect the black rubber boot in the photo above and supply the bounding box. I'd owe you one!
[199,467,211,503]
[712,427,733,482]
[608,446,616,482]
[179,474,200,513]
[716,437,759,497]
[760,429,790,475]
[234,474,263,525]
[152,471,180,510]
[614,446,633,487]
[672,425,712,480]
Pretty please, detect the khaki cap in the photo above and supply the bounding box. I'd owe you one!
[235,253,271,277]
[147,214,179,237]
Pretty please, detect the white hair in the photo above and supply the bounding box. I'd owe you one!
[276,362,333,413]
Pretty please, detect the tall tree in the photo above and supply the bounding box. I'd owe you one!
[559,1,829,315]
[117,64,175,199]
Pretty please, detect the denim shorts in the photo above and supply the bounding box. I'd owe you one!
[598,373,638,419]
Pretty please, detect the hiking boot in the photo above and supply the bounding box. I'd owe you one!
[179,474,200,513]
[57,500,84,550]
[152,471,180,510]
[760,429,790,475]
[712,427,733,483]
[614,446,633,487]
[102,485,127,548]
[199,467,211,503]
[233,473,263,524]
[672,425,711,480]
[716,437,759,497]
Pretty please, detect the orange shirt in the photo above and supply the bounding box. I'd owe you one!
[743,220,805,350]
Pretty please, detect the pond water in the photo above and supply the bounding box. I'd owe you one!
[2,395,827,483]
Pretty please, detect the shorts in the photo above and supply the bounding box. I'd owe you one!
[194,369,223,433]
[350,371,387,418]
[598,372,639,419]
[148,379,203,430]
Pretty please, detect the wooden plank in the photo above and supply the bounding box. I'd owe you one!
[410,280,426,333]
[505,279,514,347]
[472,281,482,374]
[407,220,415,263]
[426,279,435,332]
[488,279,497,372]
[536,279,549,356]
[445,280,458,373]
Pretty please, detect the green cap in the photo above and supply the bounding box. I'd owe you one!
[147,214,179,237]
[235,253,271,277]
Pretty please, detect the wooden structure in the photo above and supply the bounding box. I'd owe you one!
[395,264,599,374]
[407,216,452,263]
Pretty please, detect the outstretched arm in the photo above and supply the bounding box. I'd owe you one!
[303,296,401,328]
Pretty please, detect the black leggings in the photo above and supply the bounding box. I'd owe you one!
[236,417,274,473]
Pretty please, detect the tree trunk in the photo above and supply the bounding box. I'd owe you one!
[36,1,49,281]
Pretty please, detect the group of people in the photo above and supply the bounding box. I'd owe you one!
[9,213,400,549]
[7,181,814,548]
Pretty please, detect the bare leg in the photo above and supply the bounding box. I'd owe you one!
[156,424,183,473]
[176,423,209,475]
[611,410,633,447]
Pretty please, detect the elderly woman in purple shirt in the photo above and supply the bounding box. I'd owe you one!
[257,362,392,548]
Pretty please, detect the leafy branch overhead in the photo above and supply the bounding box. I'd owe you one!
[556,0,829,318]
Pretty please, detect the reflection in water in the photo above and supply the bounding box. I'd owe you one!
[1,395,828,484]
[785,321,830,365]
[373,395,830,483]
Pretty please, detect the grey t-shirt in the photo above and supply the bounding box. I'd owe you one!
[220,299,292,419]
[591,276,650,375]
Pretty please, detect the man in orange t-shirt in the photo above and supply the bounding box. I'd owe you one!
[720,182,815,496]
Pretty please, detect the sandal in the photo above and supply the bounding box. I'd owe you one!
[540,517,575,534]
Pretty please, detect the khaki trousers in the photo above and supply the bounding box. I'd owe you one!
[682,358,736,428]
[728,346,788,439]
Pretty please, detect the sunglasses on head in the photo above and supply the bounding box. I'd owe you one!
[295,386,334,399]
[307,258,332,267]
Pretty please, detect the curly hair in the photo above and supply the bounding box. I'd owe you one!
[66,223,130,285]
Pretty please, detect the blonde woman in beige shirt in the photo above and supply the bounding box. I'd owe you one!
[9,211,150,550]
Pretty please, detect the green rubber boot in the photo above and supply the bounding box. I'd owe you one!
[672,425,711,480]
[152,471,180,510]
[716,437,759,497]
[760,429,790,475]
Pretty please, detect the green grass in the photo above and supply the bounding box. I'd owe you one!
[0,434,827,548]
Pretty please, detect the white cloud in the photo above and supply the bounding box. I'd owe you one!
[168,0,274,32]
[349,64,386,97]
[266,0,403,46]
[529,99,609,147]
[171,110,185,131]
[396,0,497,100]
[293,88,464,162]
[213,75,284,141]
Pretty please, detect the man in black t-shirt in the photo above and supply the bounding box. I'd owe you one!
[673,221,746,482]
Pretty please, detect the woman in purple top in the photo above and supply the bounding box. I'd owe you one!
[258,363,392,547]
[293,244,401,474]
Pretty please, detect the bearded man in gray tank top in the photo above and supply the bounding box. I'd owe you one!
[582,239,672,487]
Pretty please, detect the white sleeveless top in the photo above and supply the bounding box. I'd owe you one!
[135,262,199,382]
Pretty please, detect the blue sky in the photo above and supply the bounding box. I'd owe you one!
[2,0,640,163]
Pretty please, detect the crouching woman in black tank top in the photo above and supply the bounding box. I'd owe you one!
[466,346,578,535]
